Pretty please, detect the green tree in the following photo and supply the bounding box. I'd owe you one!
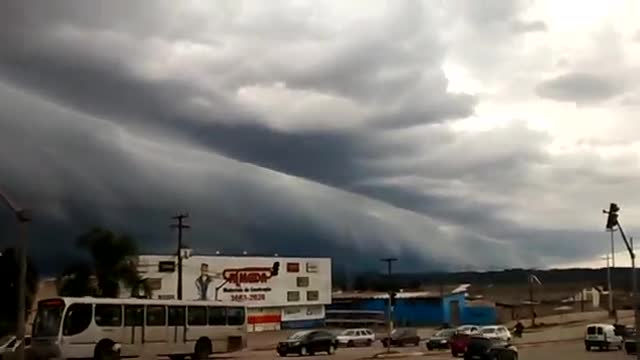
[58,227,146,298]
[0,247,39,336]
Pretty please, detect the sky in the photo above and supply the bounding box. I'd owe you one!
[1,0,640,274]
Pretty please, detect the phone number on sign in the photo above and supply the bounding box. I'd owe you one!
[231,293,266,302]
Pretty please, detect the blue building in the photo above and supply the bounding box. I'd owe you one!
[328,290,497,327]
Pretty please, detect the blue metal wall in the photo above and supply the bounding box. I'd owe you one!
[329,296,454,326]
[460,306,497,325]
[442,292,467,326]
[329,295,498,326]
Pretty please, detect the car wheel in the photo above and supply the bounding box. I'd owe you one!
[299,346,308,356]
[585,344,590,351]
[366,339,373,347]
[426,344,433,351]
[452,351,458,357]
[347,340,354,348]
[327,345,335,355]
[277,351,287,357]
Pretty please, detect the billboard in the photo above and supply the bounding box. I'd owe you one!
[135,255,331,308]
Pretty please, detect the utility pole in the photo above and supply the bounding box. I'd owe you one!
[0,191,31,360]
[170,213,190,300]
[380,258,397,354]
[603,203,639,360]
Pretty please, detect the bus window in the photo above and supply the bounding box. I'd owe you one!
[187,306,206,326]
[168,306,185,326]
[146,306,166,326]
[95,304,122,327]
[207,307,226,326]
[227,307,245,326]
[63,303,92,336]
[124,305,144,326]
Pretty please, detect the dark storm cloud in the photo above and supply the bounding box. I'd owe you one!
[0,0,620,273]
[536,72,626,104]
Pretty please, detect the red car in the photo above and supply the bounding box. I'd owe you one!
[450,332,472,357]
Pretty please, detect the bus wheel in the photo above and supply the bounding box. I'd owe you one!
[94,340,120,360]
[193,338,212,360]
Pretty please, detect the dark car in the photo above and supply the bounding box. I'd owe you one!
[464,336,518,360]
[381,328,420,347]
[277,330,338,357]
[426,328,457,350]
[624,328,637,355]
[451,332,472,357]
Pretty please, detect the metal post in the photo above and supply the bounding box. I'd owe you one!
[16,220,27,360]
[631,237,639,360]
[611,229,617,321]
[380,258,397,353]
[170,213,190,300]
[529,277,535,327]
[604,253,614,317]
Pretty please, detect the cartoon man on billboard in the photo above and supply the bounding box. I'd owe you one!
[195,263,213,300]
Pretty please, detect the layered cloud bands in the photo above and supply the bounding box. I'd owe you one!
[1,0,640,272]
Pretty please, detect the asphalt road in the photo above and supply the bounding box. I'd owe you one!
[217,340,631,359]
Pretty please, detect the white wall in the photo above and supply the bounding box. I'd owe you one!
[135,254,332,308]
[281,305,325,321]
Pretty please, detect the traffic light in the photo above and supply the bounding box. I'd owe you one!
[389,291,397,306]
[605,203,620,230]
[271,261,280,276]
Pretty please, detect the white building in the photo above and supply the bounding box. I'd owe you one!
[133,250,332,332]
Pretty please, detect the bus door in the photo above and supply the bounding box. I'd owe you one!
[123,305,144,356]
[168,306,188,353]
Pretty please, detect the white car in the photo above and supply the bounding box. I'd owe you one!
[456,325,481,335]
[584,323,623,351]
[336,328,376,347]
[480,326,512,342]
[0,335,31,359]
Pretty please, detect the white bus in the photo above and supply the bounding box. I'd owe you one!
[29,297,247,360]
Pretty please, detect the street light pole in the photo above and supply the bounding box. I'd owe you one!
[380,258,397,354]
[602,253,614,318]
[609,228,617,321]
[0,191,31,360]
[170,213,190,300]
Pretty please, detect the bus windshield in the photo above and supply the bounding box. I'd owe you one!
[33,301,64,337]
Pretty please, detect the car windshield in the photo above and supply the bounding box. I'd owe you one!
[341,330,355,336]
[435,330,454,337]
[288,331,310,340]
[32,302,64,337]
[482,328,496,334]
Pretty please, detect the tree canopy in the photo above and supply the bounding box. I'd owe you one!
[58,227,149,298]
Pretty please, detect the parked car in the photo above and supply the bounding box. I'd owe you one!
[426,328,457,350]
[0,335,31,360]
[380,328,420,347]
[451,331,473,357]
[480,326,512,342]
[625,338,637,355]
[464,336,518,360]
[336,328,375,347]
[584,323,623,351]
[457,325,481,335]
[277,330,338,357]
[621,326,638,355]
